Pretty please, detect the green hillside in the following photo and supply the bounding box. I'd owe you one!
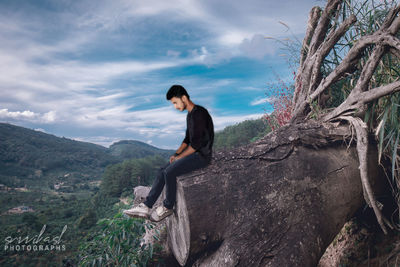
[213,117,271,150]
[0,123,173,189]
[109,140,174,160]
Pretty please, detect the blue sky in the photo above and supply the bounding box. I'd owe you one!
[0,0,322,148]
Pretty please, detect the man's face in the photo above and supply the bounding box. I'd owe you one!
[170,96,186,111]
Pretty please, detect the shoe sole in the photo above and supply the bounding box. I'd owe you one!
[123,210,150,219]
[150,210,173,222]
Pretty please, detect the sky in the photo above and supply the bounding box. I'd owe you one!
[0,0,323,149]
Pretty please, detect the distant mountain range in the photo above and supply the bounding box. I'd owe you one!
[0,123,174,188]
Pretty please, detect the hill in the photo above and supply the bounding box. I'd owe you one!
[0,123,172,188]
[213,117,271,150]
[109,140,174,160]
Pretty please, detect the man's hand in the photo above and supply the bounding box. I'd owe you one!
[169,155,177,163]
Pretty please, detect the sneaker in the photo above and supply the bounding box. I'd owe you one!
[150,206,173,222]
[123,203,150,219]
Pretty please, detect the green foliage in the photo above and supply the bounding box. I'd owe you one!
[77,209,98,230]
[78,212,156,267]
[22,213,43,231]
[100,155,167,197]
[213,118,271,150]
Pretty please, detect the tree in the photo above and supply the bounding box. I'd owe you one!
[291,0,400,234]
[134,1,400,266]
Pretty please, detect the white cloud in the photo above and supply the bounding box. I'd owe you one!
[240,34,276,59]
[250,97,272,106]
[0,109,36,119]
[43,111,57,123]
[0,109,56,123]
[218,31,251,46]
[167,50,181,57]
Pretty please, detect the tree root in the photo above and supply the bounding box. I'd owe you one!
[340,116,393,234]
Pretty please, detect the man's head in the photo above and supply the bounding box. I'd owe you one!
[166,85,190,111]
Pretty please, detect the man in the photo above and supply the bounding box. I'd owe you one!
[123,85,214,222]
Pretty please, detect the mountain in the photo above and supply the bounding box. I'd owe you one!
[0,117,271,189]
[213,117,271,150]
[109,140,174,160]
[0,123,173,188]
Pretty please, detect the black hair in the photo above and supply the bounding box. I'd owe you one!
[166,85,190,100]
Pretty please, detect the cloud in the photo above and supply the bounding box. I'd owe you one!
[0,109,36,120]
[250,97,272,106]
[0,109,56,123]
[42,111,57,123]
[167,50,181,57]
[240,34,276,59]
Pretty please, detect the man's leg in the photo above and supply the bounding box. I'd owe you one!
[143,163,170,208]
[123,163,171,219]
[163,152,209,209]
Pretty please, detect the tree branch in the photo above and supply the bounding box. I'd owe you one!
[352,45,387,94]
[383,4,400,33]
[292,31,400,122]
[299,6,321,69]
[308,14,357,95]
[322,81,400,121]
[308,0,342,56]
[359,80,400,103]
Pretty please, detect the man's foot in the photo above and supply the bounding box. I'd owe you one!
[150,206,173,222]
[123,203,150,219]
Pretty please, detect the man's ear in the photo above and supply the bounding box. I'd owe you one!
[181,95,188,103]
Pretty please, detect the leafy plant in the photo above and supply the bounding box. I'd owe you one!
[78,212,156,267]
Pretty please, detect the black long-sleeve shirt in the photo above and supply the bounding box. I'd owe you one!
[183,105,214,159]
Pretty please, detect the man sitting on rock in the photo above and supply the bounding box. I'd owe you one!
[124,85,214,222]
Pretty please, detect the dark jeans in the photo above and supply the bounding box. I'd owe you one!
[144,152,210,209]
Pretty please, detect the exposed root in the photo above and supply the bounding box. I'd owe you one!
[340,116,393,234]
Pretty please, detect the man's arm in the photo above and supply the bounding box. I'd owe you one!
[175,142,188,155]
[175,145,196,161]
[170,142,188,163]
[170,142,196,163]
